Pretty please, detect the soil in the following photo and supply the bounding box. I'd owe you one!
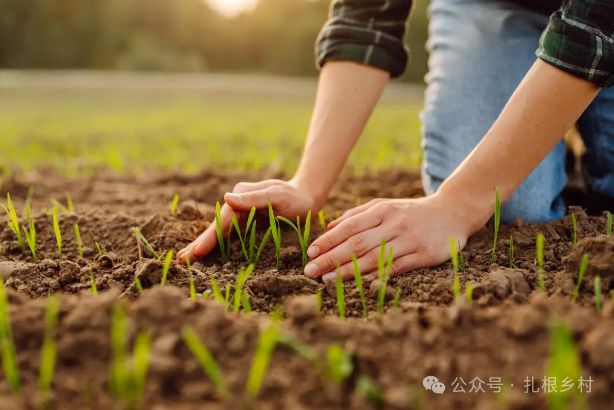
[0,169,613,410]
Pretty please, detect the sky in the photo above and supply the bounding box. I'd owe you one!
[206,0,258,16]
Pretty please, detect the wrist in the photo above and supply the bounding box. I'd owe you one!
[289,175,328,211]
[433,180,493,236]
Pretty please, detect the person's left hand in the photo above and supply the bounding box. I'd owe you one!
[303,195,475,282]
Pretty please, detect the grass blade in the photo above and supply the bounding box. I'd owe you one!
[509,235,516,269]
[215,201,227,263]
[170,194,180,215]
[245,314,280,401]
[52,206,62,258]
[160,250,174,286]
[130,228,159,259]
[182,326,228,397]
[209,277,224,303]
[594,276,603,312]
[317,210,326,229]
[254,227,272,266]
[335,270,346,320]
[131,331,152,407]
[268,202,281,269]
[231,213,249,262]
[184,257,196,300]
[536,232,545,292]
[2,193,26,251]
[571,254,588,303]
[352,255,368,318]
[607,211,612,237]
[0,278,20,393]
[326,344,353,383]
[233,264,255,313]
[38,295,60,396]
[74,223,83,258]
[89,266,98,296]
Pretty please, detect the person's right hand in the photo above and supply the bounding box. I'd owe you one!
[177,179,316,264]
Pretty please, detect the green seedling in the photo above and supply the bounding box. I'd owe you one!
[449,238,461,300]
[335,270,346,320]
[24,187,34,214]
[224,283,231,307]
[170,194,180,215]
[242,293,252,314]
[509,235,516,269]
[317,210,326,229]
[95,241,104,256]
[326,344,354,383]
[209,277,224,303]
[536,232,545,292]
[376,241,394,314]
[109,305,152,409]
[546,321,587,410]
[594,276,602,312]
[607,211,612,237]
[315,290,322,314]
[492,187,501,263]
[352,255,368,318]
[134,277,144,294]
[89,266,98,296]
[39,296,60,397]
[392,288,402,308]
[22,207,37,262]
[277,210,312,267]
[571,214,577,246]
[465,284,473,305]
[183,257,196,300]
[214,201,227,263]
[2,193,26,251]
[65,193,75,213]
[268,202,281,269]
[233,264,255,313]
[571,254,588,303]
[160,250,174,286]
[74,223,83,258]
[130,228,160,259]
[245,313,281,401]
[357,376,384,405]
[181,326,228,398]
[0,278,20,393]
[230,207,272,266]
[52,206,62,258]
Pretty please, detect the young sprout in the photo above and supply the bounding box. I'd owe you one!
[181,326,228,398]
[376,241,394,314]
[594,276,603,312]
[325,344,354,383]
[231,208,272,266]
[214,201,227,263]
[134,277,144,294]
[22,209,37,262]
[170,194,180,216]
[315,290,322,314]
[183,257,196,300]
[224,283,231,307]
[130,332,152,408]
[74,223,83,258]
[449,238,461,300]
[242,293,252,314]
[392,288,402,308]
[607,211,612,237]
[356,376,384,405]
[245,313,281,401]
[0,278,20,393]
[209,277,225,303]
[268,202,281,269]
[491,187,501,263]
[233,264,255,313]
[277,210,312,267]
[2,193,26,251]
[352,255,368,318]
[52,206,62,258]
[38,296,60,397]
[465,284,473,305]
[509,235,516,269]
[95,241,105,257]
[571,254,588,303]
[571,213,577,246]
[317,210,326,229]
[130,228,160,259]
[335,270,346,320]
[89,266,98,296]
[160,250,174,286]
[536,232,545,292]
[65,193,75,213]
[546,321,587,410]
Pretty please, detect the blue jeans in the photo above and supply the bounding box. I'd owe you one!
[421,0,614,223]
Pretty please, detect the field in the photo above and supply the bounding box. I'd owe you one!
[0,72,613,410]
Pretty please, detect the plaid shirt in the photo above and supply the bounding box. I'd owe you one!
[316,0,614,87]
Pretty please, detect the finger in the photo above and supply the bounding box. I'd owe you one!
[307,208,382,260]
[322,250,424,283]
[232,180,280,194]
[177,203,235,263]
[327,199,384,229]
[305,225,394,278]
[224,187,288,212]
[319,238,407,282]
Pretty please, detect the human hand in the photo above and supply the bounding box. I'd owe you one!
[177,179,317,263]
[303,194,477,282]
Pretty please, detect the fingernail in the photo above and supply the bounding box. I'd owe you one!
[226,193,241,202]
[322,272,337,283]
[304,263,318,277]
[307,246,319,258]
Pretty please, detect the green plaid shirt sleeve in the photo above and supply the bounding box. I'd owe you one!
[315,0,412,78]
[537,0,614,87]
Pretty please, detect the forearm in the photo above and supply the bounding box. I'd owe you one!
[291,61,390,208]
[438,60,600,231]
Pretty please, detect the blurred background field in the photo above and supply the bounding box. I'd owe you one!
[0,0,429,175]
